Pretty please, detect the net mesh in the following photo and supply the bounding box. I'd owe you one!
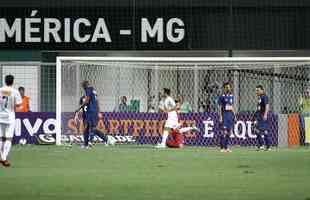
[60,59,310,147]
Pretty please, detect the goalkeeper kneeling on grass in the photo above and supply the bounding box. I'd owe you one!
[166,98,199,148]
[166,125,199,148]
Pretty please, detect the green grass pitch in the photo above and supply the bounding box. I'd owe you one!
[0,145,310,200]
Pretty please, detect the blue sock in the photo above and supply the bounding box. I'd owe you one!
[89,133,95,143]
[83,127,90,146]
[257,133,264,148]
[220,134,225,149]
[264,132,271,149]
[224,134,230,149]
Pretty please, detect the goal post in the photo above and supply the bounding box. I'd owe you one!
[56,57,310,146]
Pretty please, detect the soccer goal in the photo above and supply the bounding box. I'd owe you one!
[56,57,310,146]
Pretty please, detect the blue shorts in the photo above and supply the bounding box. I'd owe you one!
[84,112,98,128]
[255,113,268,131]
[222,111,234,131]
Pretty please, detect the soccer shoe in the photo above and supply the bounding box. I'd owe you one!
[265,147,272,151]
[192,126,200,132]
[1,160,11,167]
[225,148,232,153]
[220,149,232,153]
[80,144,92,149]
[256,146,265,151]
[155,143,167,149]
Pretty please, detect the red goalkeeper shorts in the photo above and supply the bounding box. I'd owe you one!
[166,129,184,148]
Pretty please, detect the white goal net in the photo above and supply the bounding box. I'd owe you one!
[56,57,310,146]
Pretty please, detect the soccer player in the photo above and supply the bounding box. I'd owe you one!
[165,99,199,148]
[156,88,178,148]
[0,75,22,167]
[75,95,109,147]
[255,85,271,151]
[218,82,235,153]
[76,81,104,149]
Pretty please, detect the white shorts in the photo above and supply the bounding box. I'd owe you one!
[0,122,15,138]
[164,116,179,129]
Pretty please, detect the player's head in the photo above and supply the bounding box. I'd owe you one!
[177,95,184,103]
[5,75,14,86]
[18,86,25,97]
[223,82,231,94]
[255,85,264,96]
[81,80,90,89]
[121,96,127,104]
[163,88,171,97]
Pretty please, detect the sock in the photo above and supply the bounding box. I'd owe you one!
[220,134,225,149]
[2,140,12,161]
[83,126,90,146]
[161,131,169,145]
[89,133,95,143]
[0,140,3,160]
[224,134,230,150]
[264,132,271,149]
[93,130,107,142]
[257,133,264,148]
[179,127,193,133]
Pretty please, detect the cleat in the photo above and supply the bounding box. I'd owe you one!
[1,160,11,167]
[155,143,166,149]
[80,144,91,149]
[225,148,232,153]
[192,126,200,132]
[257,146,265,151]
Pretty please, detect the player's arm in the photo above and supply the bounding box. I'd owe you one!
[15,91,23,108]
[96,99,103,118]
[218,97,223,122]
[165,106,176,112]
[263,96,269,120]
[76,89,91,112]
[263,103,269,120]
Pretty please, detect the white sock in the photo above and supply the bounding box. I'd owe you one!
[2,140,12,161]
[161,131,169,145]
[179,127,193,133]
[0,140,3,160]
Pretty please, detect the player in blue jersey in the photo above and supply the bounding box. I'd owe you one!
[254,85,271,151]
[75,81,108,148]
[218,82,235,153]
[77,95,110,147]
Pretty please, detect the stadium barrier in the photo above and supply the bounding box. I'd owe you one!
[288,114,301,147]
[13,112,305,147]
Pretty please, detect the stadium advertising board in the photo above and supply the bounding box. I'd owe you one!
[13,112,278,146]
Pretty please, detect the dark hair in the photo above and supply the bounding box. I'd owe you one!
[81,80,89,88]
[163,88,171,96]
[18,86,25,91]
[223,82,230,88]
[5,75,14,86]
[256,85,264,90]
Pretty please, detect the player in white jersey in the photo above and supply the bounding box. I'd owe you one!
[156,88,179,148]
[0,75,22,167]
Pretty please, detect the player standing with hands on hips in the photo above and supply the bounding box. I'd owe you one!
[254,85,271,151]
[218,82,235,153]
